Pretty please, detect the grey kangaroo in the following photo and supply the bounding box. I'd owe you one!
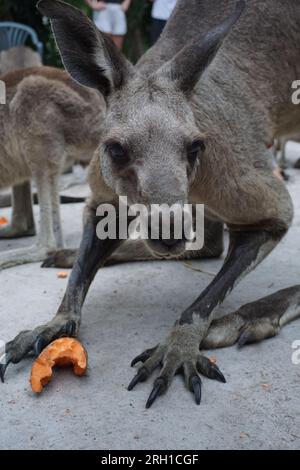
[0,58,105,269]
[1,0,300,409]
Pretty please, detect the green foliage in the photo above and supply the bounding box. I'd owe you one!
[124,0,152,63]
[0,0,151,66]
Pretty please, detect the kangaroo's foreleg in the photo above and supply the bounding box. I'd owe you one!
[128,224,287,408]
[0,204,125,381]
[0,182,36,239]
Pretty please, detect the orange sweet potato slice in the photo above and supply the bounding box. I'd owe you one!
[30,338,87,393]
[0,217,8,226]
[57,271,68,279]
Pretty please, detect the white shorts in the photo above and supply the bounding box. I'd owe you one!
[94,4,127,36]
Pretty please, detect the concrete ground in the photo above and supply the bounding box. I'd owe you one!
[0,145,300,450]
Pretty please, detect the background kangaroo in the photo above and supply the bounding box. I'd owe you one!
[1,0,300,409]
[0,51,105,269]
[0,46,42,76]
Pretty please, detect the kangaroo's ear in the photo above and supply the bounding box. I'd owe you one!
[37,0,133,97]
[155,0,246,94]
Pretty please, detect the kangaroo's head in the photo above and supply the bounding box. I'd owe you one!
[37,0,244,258]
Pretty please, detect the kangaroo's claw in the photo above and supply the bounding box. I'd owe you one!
[190,376,202,405]
[146,378,167,409]
[127,367,149,391]
[0,353,12,383]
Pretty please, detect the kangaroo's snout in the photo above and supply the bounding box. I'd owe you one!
[144,204,191,258]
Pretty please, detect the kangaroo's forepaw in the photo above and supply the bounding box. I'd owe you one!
[0,318,79,382]
[128,325,226,408]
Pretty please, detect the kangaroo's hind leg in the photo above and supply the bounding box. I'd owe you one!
[49,173,64,249]
[0,181,36,238]
[42,212,224,268]
[202,285,300,349]
[0,171,57,270]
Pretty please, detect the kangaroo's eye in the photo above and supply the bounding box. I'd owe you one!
[187,139,205,166]
[105,142,129,165]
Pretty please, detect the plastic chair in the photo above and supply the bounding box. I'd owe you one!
[0,22,43,58]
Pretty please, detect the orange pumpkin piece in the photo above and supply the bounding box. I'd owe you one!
[0,217,8,226]
[57,271,68,279]
[30,338,87,393]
